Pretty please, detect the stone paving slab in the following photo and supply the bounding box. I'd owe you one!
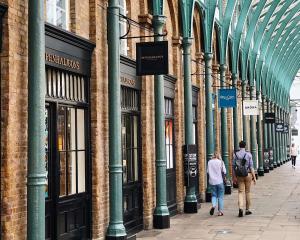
[136,161,300,240]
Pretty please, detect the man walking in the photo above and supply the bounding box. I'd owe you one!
[290,143,298,169]
[232,141,256,217]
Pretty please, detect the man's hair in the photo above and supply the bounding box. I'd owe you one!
[239,141,246,148]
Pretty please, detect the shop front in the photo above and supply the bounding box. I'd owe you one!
[44,24,94,240]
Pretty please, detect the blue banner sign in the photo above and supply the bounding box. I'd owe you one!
[218,88,237,108]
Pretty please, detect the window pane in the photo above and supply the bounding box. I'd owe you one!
[68,151,77,195]
[58,107,66,151]
[169,121,173,144]
[78,151,86,193]
[166,145,170,169]
[133,116,138,148]
[134,149,138,181]
[46,0,56,25]
[165,121,170,144]
[170,145,173,169]
[77,109,85,150]
[45,109,49,198]
[59,152,67,197]
[192,123,196,145]
[67,108,76,150]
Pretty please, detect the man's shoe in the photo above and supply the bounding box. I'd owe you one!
[238,209,243,217]
[210,207,215,216]
[245,210,252,215]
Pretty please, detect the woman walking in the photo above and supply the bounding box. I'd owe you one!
[290,143,298,169]
[207,152,226,216]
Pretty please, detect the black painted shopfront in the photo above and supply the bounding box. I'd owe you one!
[120,56,143,234]
[44,24,94,240]
[164,75,177,215]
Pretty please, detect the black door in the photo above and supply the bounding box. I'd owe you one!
[45,67,91,240]
[121,87,143,234]
[165,98,177,215]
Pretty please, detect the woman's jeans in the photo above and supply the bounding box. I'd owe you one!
[211,183,225,211]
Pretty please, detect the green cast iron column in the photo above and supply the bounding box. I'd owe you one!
[242,81,249,147]
[106,0,127,239]
[264,97,269,173]
[273,105,278,168]
[182,37,198,213]
[232,73,239,151]
[271,102,276,169]
[268,100,274,170]
[257,91,264,176]
[152,15,170,229]
[220,64,231,192]
[27,1,47,238]
[277,107,282,166]
[279,108,283,165]
[205,53,214,201]
[250,86,257,173]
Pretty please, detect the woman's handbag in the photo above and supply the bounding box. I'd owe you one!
[221,161,227,185]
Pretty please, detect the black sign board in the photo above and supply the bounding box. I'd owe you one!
[292,129,298,136]
[263,148,269,172]
[284,124,289,134]
[136,41,169,76]
[264,113,275,124]
[287,145,290,159]
[183,144,198,187]
[275,123,284,132]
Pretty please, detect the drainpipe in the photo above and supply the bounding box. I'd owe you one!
[242,81,249,147]
[106,0,127,239]
[152,14,170,229]
[27,0,47,239]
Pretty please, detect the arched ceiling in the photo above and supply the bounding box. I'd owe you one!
[179,0,300,108]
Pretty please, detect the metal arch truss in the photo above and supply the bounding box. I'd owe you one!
[178,0,300,109]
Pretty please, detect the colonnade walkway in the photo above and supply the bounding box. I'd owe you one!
[137,161,300,240]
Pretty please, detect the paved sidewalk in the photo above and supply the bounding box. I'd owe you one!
[137,161,300,240]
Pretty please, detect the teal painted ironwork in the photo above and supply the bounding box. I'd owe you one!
[106,0,127,239]
[27,1,47,239]
[152,0,170,228]
[180,0,197,212]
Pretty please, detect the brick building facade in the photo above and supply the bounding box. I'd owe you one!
[0,1,242,239]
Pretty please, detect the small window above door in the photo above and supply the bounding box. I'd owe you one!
[46,0,70,30]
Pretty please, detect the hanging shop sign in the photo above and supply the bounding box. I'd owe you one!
[136,41,168,76]
[292,128,298,136]
[218,88,237,108]
[264,113,275,124]
[275,123,284,132]
[183,144,198,187]
[243,100,259,115]
[284,124,289,134]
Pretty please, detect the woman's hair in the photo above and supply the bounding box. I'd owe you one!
[212,152,221,160]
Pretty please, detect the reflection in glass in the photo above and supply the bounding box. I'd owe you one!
[68,151,77,195]
[78,151,86,193]
[77,109,85,150]
[59,152,67,197]
[67,108,76,151]
[58,107,66,151]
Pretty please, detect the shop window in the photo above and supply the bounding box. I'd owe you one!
[46,0,69,30]
[165,98,174,169]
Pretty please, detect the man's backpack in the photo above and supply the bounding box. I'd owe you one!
[234,153,248,177]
